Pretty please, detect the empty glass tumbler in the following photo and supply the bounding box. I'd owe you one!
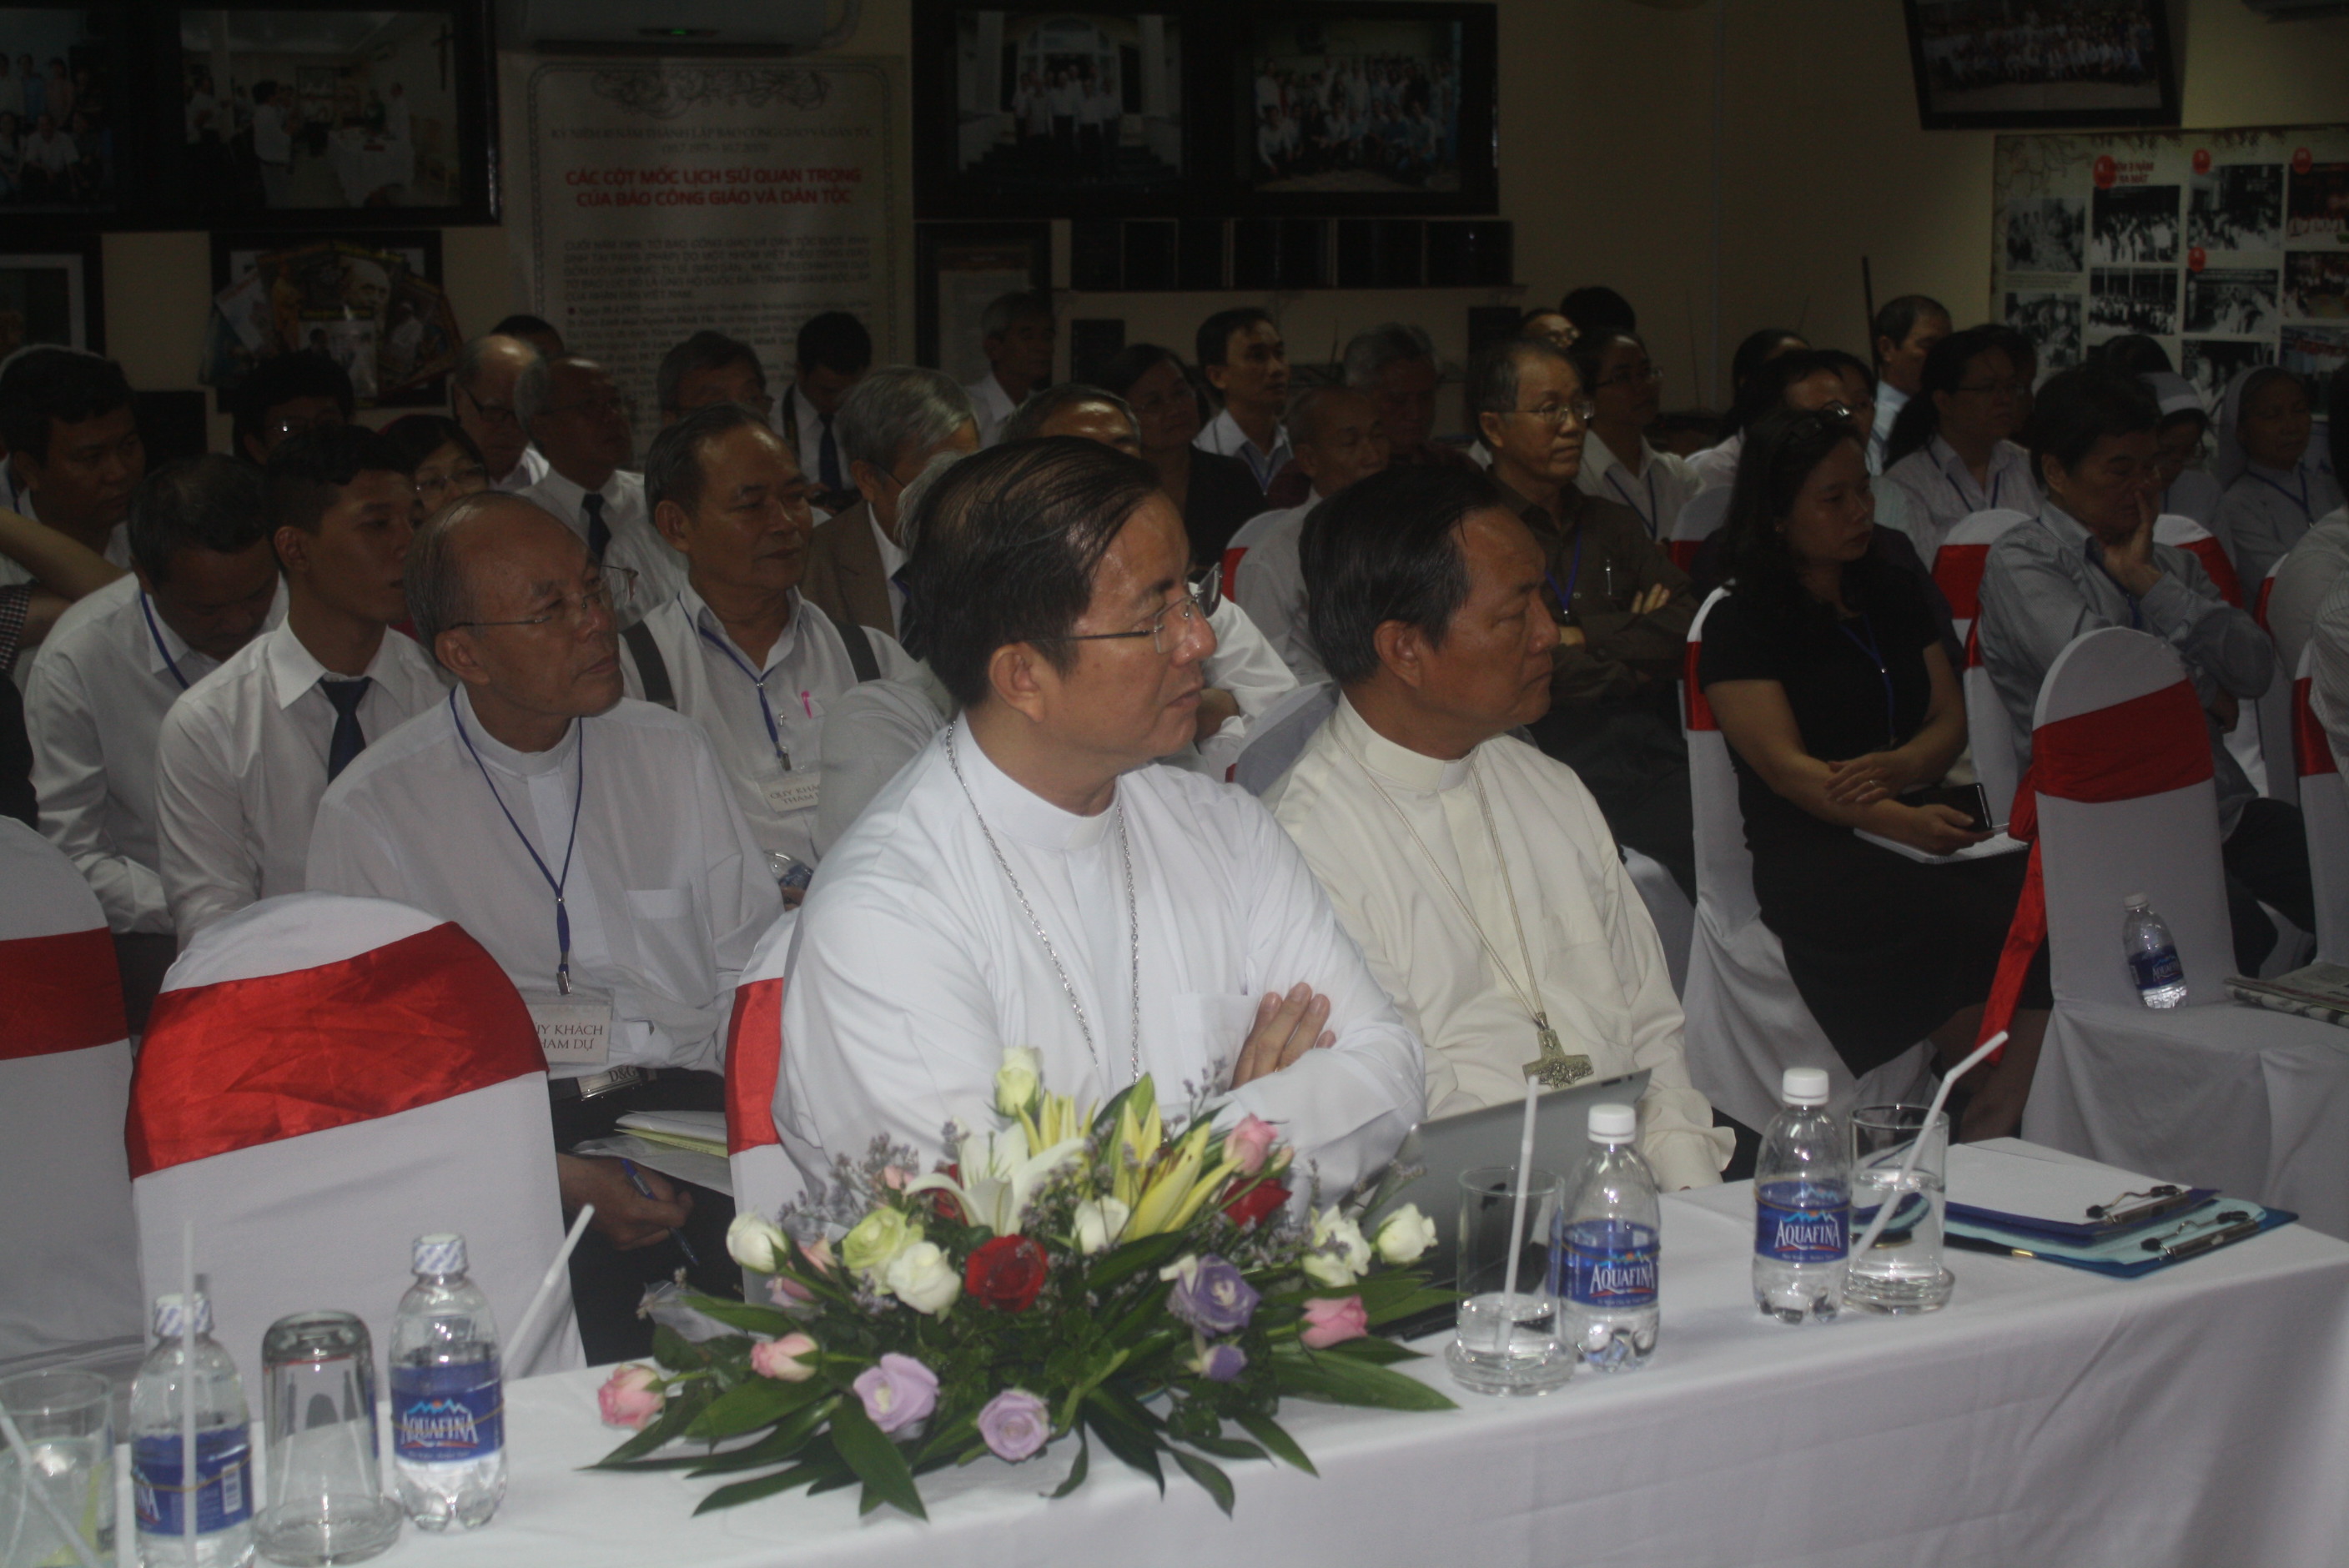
[251,1314,401,1567]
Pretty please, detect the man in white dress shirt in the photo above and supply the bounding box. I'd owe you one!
[779,438,1424,1198]
[621,403,919,880]
[1869,295,1950,474]
[963,291,1056,447]
[308,492,781,1360]
[777,311,871,513]
[0,349,141,575]
[515,355,682,613]
[155,427,442,940]
[1230,385,1391,683]
[1195,307,1294,493]
[450,334,548,493]
[1265,465,1728,1189]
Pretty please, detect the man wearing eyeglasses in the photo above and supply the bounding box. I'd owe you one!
[777,437,1423,1199]
[231,350,353,470]
[155,425,442,940]
[1471,334,1699,897]
[307,491,780,1362]
[515,355,683,619]
[450,334,549,494]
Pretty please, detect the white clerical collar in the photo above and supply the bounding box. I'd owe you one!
[453,684,581,779]
[953,711,1115,852]
[685,581,806,673]
[1331,693,1476,793]
[263,619,404,711]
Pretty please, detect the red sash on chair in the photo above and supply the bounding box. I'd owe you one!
[1978,680,2214,1048]
[2294,676,2338,780]
[1933,544,1994,624]
[1682,640,1715,731]
[725,977,784,1156]
[1220,546,1248,605]
[126,922,542,1178]
[2182,537,2244,607]
[2,928,126,1058]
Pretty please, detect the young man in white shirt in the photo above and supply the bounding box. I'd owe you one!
[450,333,547,493]
[516,355,681,613]
[621,403,920,882]
[778,437,1424,1197]
[307,493,781,1362]
[1194,307,1294,492]
[1230,385,1391,683]
[0,349,142,574]
[155,426,441,941]
[963,291,1055,447]
[1265,466,1728,1189]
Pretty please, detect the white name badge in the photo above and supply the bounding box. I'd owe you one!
[523,990,611,1068]
[762,772,822,816]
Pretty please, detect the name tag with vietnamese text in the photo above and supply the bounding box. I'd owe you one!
[762,771,822,817]
[523,991,611,1068]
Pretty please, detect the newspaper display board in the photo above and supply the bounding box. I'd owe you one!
[1992,124,2349,412]
[501,57,899,415]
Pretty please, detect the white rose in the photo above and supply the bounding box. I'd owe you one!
[1304,1209,1371,1288]
[1375,1204,1438,1265]
[1072,1198,1131,1255]
[994,1046,1044,1117]
[883,1242,963,1316]
[726,1213,788,1274]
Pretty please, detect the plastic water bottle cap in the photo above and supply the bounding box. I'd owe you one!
[2124,892,2149,908]
[1781,1067,1831,1106]
[153,1292,213,1339]
[414,1233,468,1276]
[1587,1102,1637,1143]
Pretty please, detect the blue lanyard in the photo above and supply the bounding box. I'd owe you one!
[1837,612,1898,748]
[695,626,789,762]
[451,691,586,994]
[1604,463,1660,538]
[1546,530,1585,621]
[2246,469,2312,522]
[1945,455,2004,515]
[138,591,191,691]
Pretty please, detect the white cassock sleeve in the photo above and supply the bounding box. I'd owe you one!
[25,651,169,932]
[1188,600,1300,777]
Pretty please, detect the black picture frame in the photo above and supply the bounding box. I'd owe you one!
[913,0,1207,220]
[1902,0,2179,132]
[0,232,104,355]
[0,2,138,225]
[1218,1,1496,217]
[205,227,449,410]
[914,221,1052,384]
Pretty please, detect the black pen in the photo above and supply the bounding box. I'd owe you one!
[2159,1215,2262,1262]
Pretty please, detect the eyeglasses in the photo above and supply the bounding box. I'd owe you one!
[449,565,636,633]
[266,411,346,440]
[415,464,488,500]
[1819,401,1855,421]
[542,393,636,424]
[1593,363,1663,390]
[1060,570,1221,656]
[1952,379,2028,400]
[1506,399,1595,429]
[457,388,522,430]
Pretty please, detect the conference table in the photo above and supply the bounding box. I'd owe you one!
[106,1140,2348,1568]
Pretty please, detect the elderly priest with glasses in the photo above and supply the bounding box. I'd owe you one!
[306,492,782,1362]
[777,437,1425,1197]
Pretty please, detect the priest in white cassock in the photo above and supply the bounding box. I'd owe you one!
[778,438,1424,1196]
[306,491,782,1360]
[1265,465,1728,1190]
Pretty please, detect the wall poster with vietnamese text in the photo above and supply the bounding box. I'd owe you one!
[502,57,899,419]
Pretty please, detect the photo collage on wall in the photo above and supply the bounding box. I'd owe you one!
[1993,123,2349,415]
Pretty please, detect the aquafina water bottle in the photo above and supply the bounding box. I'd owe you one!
[130,1293,254,1568]
[2121,892,2186,1008]
[1554,1103,1660,1371]
[1753,1067,1849,1324]
[389,1234,506,1530]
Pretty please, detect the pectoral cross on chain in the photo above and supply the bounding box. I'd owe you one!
[1525,1014,1593,1089]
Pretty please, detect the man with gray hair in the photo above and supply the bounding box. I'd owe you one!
[450,333,546,492]
[963,291,1055,447]
[801,365,978,638]
[1342,321,1472,472]
[514,354,683,617]
[1229,384,1391,681]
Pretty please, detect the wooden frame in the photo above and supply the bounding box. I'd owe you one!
[203,228,451,410]
[0,234,104,355]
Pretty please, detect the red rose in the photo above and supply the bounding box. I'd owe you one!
[965,1235,1049,1312]
[1222,1181,1290,1230]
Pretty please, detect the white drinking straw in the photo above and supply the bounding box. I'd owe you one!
[509,1204,596,1379]
[1493,1073,1542,1351]
[1850,1032,2007,1260]
[0,1407,105,1568]
[182,1219,197,1565]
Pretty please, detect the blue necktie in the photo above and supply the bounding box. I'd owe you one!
[322,676,372,781]
[818,414,843,495]
[581,490,610,562]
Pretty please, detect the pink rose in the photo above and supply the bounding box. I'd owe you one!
[1227,1115,1279,1177]
[596,1363,665,1429]
[765,1237,835,1305]
[1299,1295,1370,1349]
[879,1166,911,1191]
[749,1333,817,1382]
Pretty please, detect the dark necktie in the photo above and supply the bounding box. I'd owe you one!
[891,564,923,659]
[817,413,843,495]
[322,676,373,781]
[581,490,611,562]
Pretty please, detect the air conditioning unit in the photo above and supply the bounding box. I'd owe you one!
[501,0,831,49]
[2241,0,2349,18]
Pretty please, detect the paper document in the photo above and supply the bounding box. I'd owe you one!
[616,1109,730,1157]
[572,1134,733,1197]
[1944,1142,2183,1229]
[1853,829,2026,864]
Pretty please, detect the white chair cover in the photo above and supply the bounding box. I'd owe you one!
[0,820,144,1367]
[2015,629,2349,1238]
[2256,556,2298,811]
[1622,847,1692,998]
[1677,590,1931,1131]
[726,908,804,1238]
[129,893,583,1378]
[1964,630,2023,829]
[1231,681,1337,796]
[1665,485,1731,573]
[1929,507,2032,649]
[2292,645,2349,965]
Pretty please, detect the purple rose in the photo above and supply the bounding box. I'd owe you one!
[1198,1342,1247,1384]
[1164,1254,1260,1335]
[852,1354,938,1435]
[977,1388,1051,1462]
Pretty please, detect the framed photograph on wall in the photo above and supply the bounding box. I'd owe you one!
[202,227,459,410]
[0,234,103,356]
[0,3,134,220]
[915,221,1051,384]
[1904,0,2178,131]
[1222,2,1496,217]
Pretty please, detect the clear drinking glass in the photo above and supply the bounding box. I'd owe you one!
[0,1369,114,1568]
[1445,1165,1575,1395]
[1849,1104,1956,1313]
[252,1314,401,1566]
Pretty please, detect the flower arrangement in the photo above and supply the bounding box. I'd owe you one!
[592,1048,1455,1519]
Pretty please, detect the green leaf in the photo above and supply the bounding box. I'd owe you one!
[589,1380,716,1468]
[1315,1335,1419,1366]
[677,1294,802,1337]
[692,1458,834,1515]
[1235,1411,1316,1476]
[1048,1431,1091,1500]
[1171,1448,1235,1515]
[1364,1285,1461,1327]
[1184,1432,1268,1463]
[684,1375,829,1440]
[1083,1395,1164,1494]
[1272,1348,1457,1411]
[651,1324,724,1372]
[1085,1229,1192,1293]
[826,1396,929,1520]
[686,1396,838,1475]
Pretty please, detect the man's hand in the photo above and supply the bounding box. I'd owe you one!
[557,1153,692,1250]
[2208,688,2241,731]
[1823,750,1920,807]
[1555,622,1587,650]
[1194,686,1242,743]
[1626,582,1673,616]
[1230,983,1334,1088]
[2102,490,2164,598]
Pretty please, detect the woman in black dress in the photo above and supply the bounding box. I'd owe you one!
[1095,344,1267,571]
[1698,407,2050,1139]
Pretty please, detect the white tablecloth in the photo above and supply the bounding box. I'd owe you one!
[235,1149,2349,1568]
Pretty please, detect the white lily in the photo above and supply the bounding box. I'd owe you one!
[903,1122,1087,1237]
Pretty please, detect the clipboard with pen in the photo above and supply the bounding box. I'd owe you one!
[1940,1143,2295,1278]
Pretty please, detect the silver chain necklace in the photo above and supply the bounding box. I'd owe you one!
[944,725,1143,1084]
